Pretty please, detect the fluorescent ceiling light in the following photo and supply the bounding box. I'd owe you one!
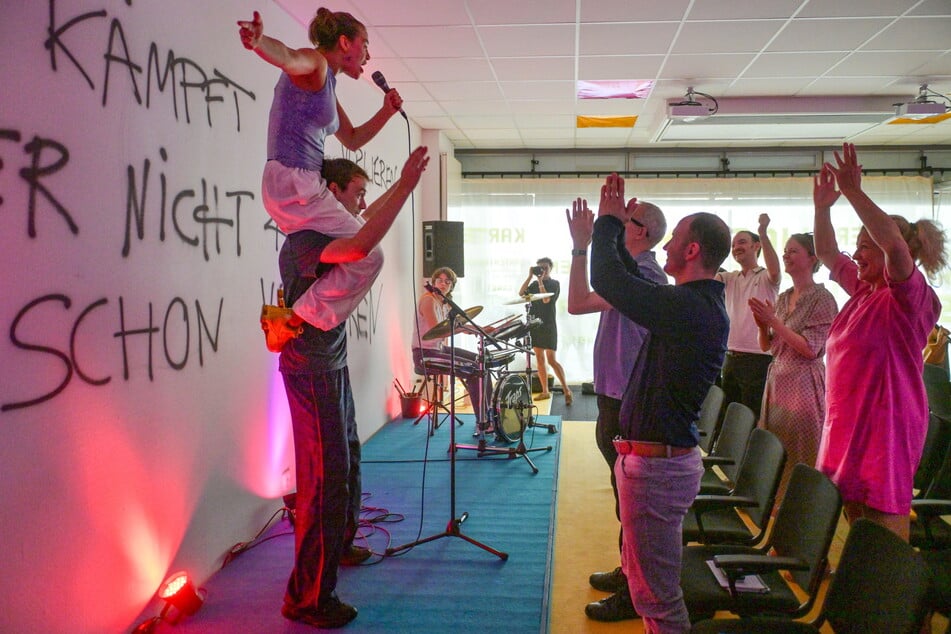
[577,79,653,100]
[654,113,891,143]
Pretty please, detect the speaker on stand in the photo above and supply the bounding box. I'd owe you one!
[423,221,464,277]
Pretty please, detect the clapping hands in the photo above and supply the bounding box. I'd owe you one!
[748,297,776,329]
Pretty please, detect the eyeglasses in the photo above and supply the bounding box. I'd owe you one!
[630,217,648,237]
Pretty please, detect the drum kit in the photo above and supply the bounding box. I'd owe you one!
[416,290,559,473]
[387,287,558,559]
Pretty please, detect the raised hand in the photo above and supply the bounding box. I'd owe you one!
[237,11,264,50]
[758,213,770,234]
[399,146,430,189]
[827,142,862,193]
[813,164,841,208]
[565,197,594,248]
[598,173,627,222]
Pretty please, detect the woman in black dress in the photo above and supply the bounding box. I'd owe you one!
[519,257,572,404]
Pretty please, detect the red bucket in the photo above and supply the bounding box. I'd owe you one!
[400,394,423,418]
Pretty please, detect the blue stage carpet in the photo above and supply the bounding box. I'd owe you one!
[151,414,562,633]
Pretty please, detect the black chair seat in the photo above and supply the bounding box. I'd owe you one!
[682,545,802,620]
[698,470,732,495]
[911,508,951,550]
[680,465,842,624]
[692,519,931,634]
[682,507,755,544]
[684,429,786,547]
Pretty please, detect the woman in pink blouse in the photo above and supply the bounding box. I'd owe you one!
[813,143,946,540]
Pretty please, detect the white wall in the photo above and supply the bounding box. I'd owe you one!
[0,2,426,632]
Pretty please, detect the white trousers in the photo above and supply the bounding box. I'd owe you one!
[262,161,383,330]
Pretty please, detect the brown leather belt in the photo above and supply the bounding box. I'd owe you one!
[614,439,695,458]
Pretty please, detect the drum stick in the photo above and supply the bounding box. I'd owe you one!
[484,314,517,328]
[393,378,407,397]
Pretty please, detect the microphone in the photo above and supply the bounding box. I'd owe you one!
[371,70,408,120]
[424,282,443,297]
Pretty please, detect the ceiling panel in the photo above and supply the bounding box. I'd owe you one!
[274,0,951,150]
[765,18,894,52]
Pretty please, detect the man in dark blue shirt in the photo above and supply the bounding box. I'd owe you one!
[589,173,730,633]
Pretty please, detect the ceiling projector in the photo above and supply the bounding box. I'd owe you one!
[667,103,713,119]
[894,100,948,118]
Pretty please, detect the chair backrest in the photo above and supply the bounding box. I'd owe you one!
[923,439,951,502]
[709,402,756,484]
[914,411,951,494]
[911,444,951,549]
[730,428,786,532]
[767,464,842,607]
[924,362,951,417]
[697,384,726,454]
[821,519,930,634]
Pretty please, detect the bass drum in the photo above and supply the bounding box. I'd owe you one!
[492,373,532,443]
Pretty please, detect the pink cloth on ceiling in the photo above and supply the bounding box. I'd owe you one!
[817,253,940,515]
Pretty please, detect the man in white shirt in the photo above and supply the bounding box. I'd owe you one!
[716,214,781,419]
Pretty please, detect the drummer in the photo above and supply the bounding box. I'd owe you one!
[414,267,491,416]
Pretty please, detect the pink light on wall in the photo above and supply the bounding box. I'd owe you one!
[237,356,295,498]
[384,311,419,422]
[58,399,197,632]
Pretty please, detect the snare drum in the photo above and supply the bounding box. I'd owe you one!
[492,373,532,442]
[486,349,517,369]
[413,348,478,376]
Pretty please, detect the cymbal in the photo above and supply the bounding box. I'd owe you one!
[422,305,483,340]
[502,292,554,305]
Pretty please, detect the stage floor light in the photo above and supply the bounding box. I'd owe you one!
[158,571,204,619]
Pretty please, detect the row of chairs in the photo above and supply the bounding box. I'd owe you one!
[681,383,950,632]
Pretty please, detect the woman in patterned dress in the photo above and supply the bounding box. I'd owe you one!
[750,230,838,503]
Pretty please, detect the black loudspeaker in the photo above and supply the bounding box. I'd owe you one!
[422,221,464,277]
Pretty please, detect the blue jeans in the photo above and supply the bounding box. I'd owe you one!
[616,449,703,633]
[281,366,362,609]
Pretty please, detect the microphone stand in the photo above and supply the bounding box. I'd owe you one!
[386,285,507,559]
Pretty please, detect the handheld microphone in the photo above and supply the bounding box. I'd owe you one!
[424,282,442,296]
[371,70,408,120]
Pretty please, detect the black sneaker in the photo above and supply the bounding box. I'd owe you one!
[282,595,357,629]
[589,566,627,592]
[585,589,638,622]
[340,545,371,566]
